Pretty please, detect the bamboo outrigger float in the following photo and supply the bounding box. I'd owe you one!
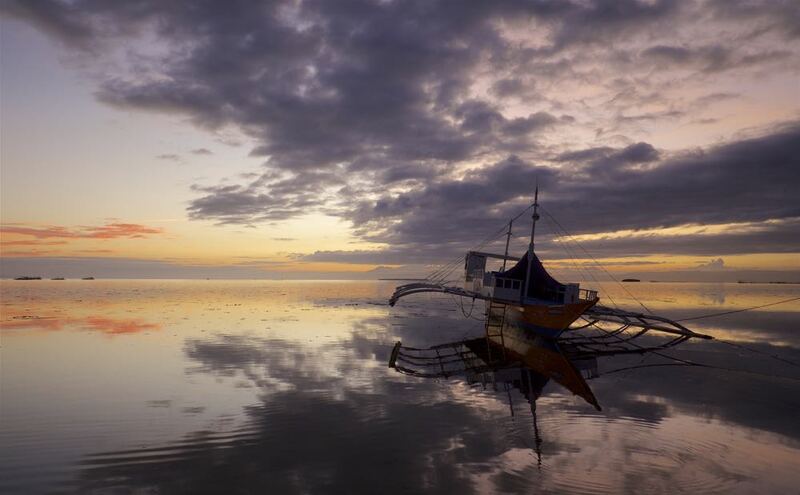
[389,187,712,343]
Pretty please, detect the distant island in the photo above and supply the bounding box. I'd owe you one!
[51,277,65,280]
[14,276,41,280]
[81,277,95,280]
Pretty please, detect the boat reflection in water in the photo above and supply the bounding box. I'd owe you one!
[389,322,695,462]
[391,325,600,405]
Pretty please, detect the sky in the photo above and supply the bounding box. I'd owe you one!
[1,0,799,281]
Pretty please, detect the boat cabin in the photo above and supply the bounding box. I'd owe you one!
[464,250,597,305]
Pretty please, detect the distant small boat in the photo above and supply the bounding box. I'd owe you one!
[51,277,65,280]
[14,276,41,280]
[81,277,95,280]
[621,278,640,282]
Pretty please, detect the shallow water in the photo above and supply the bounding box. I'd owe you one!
[1,280,799,494]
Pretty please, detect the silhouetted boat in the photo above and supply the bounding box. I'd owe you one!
[390,188,711,343]
[14,276,41,280]
[621,278,640,282]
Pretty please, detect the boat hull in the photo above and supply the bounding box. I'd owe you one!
[498,299,598,338]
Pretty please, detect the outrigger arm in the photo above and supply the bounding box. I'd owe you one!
[388,282,488,307]
[388,282,712,341]
[584,305,713,340]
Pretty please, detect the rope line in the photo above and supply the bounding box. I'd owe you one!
[677,296,800,321]
[714,339,800,369]
[540,206,653,315]
[425,201,537,284]
[602,360,800,381]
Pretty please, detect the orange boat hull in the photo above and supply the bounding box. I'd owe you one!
[497,299,598,338]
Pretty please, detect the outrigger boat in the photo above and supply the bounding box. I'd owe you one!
[389,187,712,345]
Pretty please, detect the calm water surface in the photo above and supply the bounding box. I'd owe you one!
[1,280,799,494]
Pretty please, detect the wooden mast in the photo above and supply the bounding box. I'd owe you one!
[523,185,539,303]
[501,220,513,271]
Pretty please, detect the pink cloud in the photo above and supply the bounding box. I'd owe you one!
[83,223,163,239]
[0,222,164,240]
[0,240,68,246]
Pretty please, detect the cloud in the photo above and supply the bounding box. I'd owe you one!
[542,218,800,258]
[4,0,799,266]
[696,258,725,270]
[156,153,181,161]
[84,223,164,239]
[190,148,213,155]
[327,123,800,262]
[187,171,339,223]
[0,240,68,246]
[0,222,164,240]
[639,44,792,73]
[706,0,800,40]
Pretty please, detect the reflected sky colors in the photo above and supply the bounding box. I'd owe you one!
[2,280,799,494]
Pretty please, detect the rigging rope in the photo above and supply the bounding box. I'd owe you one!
[672,296,800,369]
[676,296,800,321]
[542,216,624,311]
[714,339,800,369]
[601,360,800,381]
[425,201,537,284]
[540,206,653,315]
[589,300,800,373]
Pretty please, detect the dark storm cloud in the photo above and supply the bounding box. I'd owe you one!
[707,0,800,39]
[545,218,800,259]
[187,169,344,223]
[338,122,800,261]
[640,44,793,73]
[1,0,695,176]
[4,0,799,263]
